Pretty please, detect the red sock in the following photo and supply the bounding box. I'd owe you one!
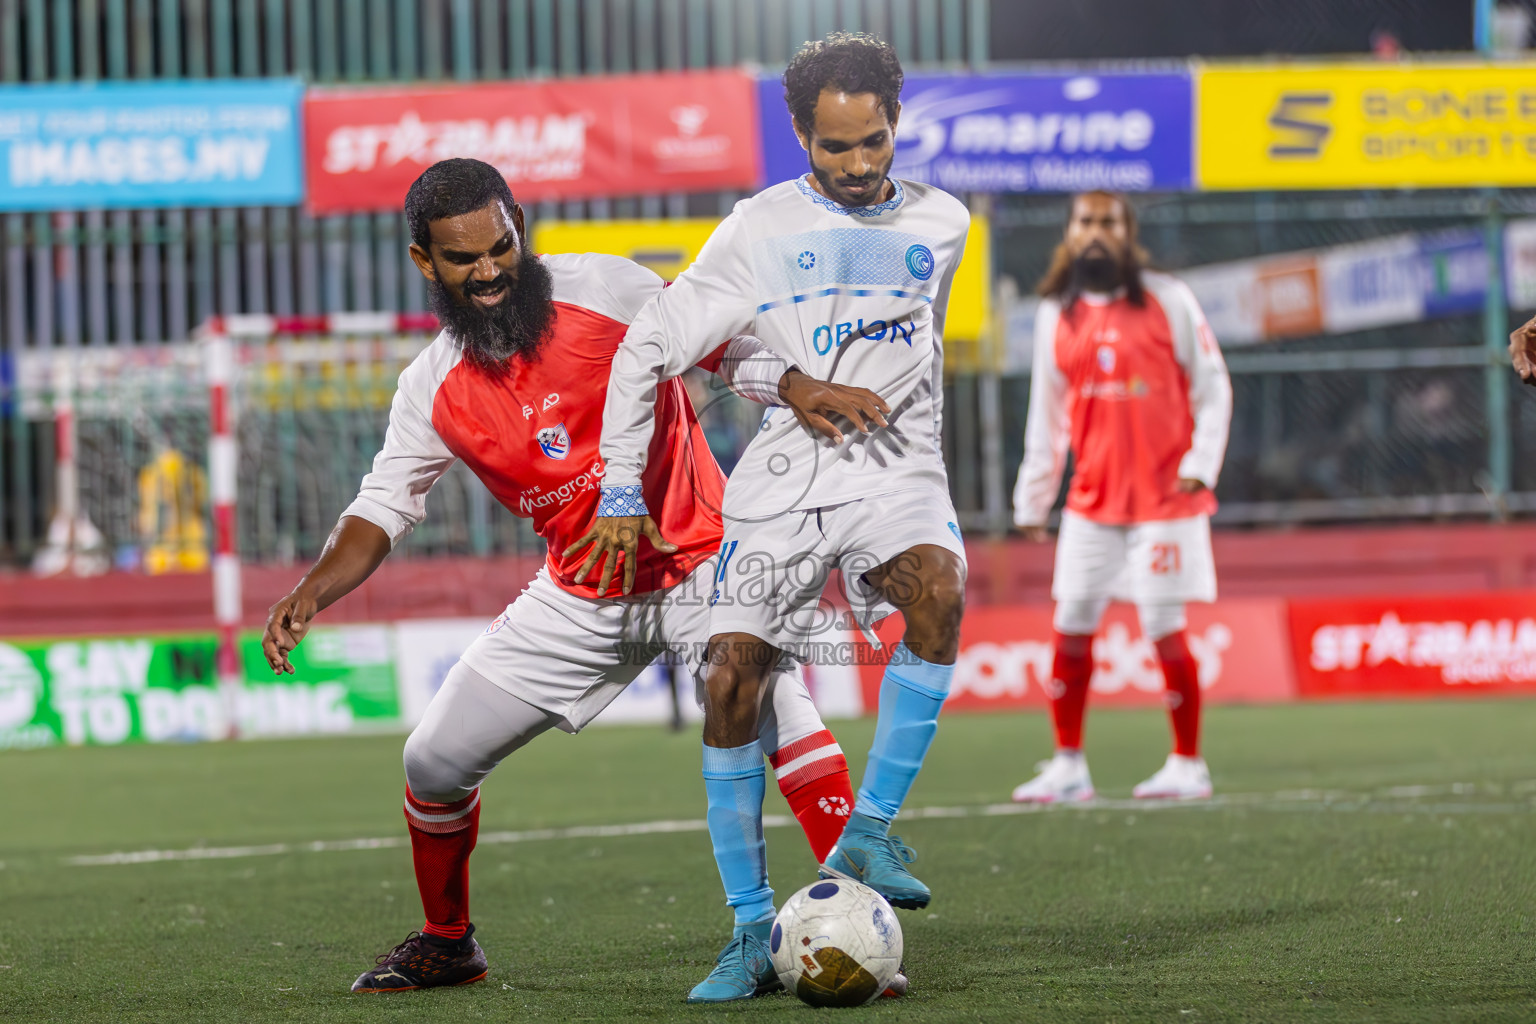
[768,729,853,864]
[1155,631,1202,757]
[1048,632,1095,750]
[404,787,481,941]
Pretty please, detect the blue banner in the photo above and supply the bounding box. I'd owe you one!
[0,80,303,211]
[1416,228,1488,318]
[758,71,1192,194]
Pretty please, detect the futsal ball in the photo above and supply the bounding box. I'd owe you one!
[769,879,904,1007]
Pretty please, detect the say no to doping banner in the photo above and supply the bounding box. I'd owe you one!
[0,80,304,211]
[304,70,761,214]
[0,626,400,750]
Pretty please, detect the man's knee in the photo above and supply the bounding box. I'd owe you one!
[704,662,763,716]
[907,551,966,641]
[402,726,475,804]
[1138,601,1187,642]
[1055,598,1109,637]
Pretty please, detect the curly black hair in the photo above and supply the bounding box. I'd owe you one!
[404,157,516,250]
[783,31,903,137]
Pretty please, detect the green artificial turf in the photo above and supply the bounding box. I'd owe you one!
[2,701,1534,1022]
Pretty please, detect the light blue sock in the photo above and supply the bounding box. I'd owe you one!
[855,643,954,825]
[701,741,775,928]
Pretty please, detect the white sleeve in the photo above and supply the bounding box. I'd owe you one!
[339,357,458,546]
[1011,301,1070,527]
[598,210,757,514]
[1165,280,1233,489]
[717,335,791,406]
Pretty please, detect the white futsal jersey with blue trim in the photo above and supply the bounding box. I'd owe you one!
[601,176,969,519]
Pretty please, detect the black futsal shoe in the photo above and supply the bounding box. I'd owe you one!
[350,925,488,992]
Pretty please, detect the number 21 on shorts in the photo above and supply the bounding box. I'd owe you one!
[1150,542,1181,576]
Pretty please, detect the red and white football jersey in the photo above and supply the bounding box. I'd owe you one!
[344,252,767,597]
[1013,270,1232,527]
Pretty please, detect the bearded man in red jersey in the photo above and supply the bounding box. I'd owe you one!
[1012,190,1232,804]
[261,158,892,994]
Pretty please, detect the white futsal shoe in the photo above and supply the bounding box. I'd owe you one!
[1132,754,1213,800]
[1011,750,1095,804]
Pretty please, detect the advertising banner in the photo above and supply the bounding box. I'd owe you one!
[1504,217,1536,309]
[1179,225,1506,347]
[305,70,760,214]
[0,625,400,749]
[532,218,722,282]
[847,600,1295,713]
[1289,591,1536,698]
[1316,234,1421,335]
[533,214,992,343]
[1198,63,1536,189]
[758,71,1192,194]
[391,616,863,728]
[0,80,303,211]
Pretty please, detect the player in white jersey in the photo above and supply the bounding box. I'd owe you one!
[568,33,968,1002]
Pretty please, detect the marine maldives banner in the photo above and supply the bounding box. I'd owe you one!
[848,599,1295,712]
[1289,592,1536,698]
[305,70,760,214]
[0,80,303,211]
[758,71,1193,193]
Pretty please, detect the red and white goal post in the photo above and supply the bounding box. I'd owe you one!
[196,312,439,737]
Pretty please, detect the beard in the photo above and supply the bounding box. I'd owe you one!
[1069,243,1126,294]
[808,151,893,208]
[428,246,555,373]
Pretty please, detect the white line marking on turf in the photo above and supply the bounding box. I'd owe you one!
[63,791,1532,867]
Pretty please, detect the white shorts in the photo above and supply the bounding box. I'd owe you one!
[708,484,968,660]
[1051,510,1217,605]
[459,555,819,742]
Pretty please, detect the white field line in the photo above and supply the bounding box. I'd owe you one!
[63,787,1535,868]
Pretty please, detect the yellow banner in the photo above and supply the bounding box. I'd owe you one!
[535,215,992,343]
[1198,62,1536,189]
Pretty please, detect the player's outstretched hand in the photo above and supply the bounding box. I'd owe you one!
[564,515,677,596]
[1511,313,1536,386]
[1019,525,1050,543]
[778,369,890,444]
[263,589,318,674]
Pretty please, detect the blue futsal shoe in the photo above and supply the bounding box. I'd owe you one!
[819,811,931,910]
[685,920,782,1003]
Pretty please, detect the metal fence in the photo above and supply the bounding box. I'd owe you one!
[0,0,986,566]
[3,0,1536,569]
[2,337,768,567]
[949,189,1536,533]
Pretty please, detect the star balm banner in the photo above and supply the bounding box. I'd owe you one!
[758,71,1193,193]
[304,70,761,214]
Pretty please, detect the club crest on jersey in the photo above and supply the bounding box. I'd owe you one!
[1097,345,1116,373]
[905,243,935,281]
[537,422,571,460]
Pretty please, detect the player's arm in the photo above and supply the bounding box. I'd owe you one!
[570,214,758,595]
[1168,283,1233,494]
[263,360,457,672]
[1511,312,1536,386]
[1012,301,1070,541]
[262,517,393,675]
